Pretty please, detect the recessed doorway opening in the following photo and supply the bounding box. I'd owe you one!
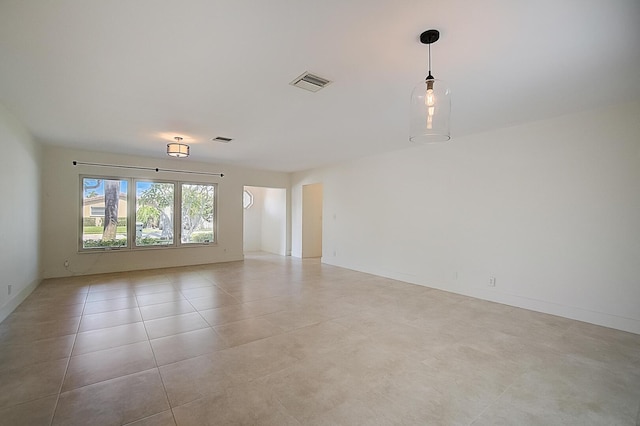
[243,186,287,256]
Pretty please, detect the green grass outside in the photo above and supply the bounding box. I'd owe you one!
[83,226,127,234]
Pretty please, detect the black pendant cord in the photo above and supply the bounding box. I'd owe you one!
[427,42,435,80]
[428,42,432,76]
[72,161,224,177]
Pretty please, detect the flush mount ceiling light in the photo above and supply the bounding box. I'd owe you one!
[409,29,451,143]
[167,137,190,158]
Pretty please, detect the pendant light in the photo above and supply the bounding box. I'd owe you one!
[409,29,451,143]
[167,137,190,158]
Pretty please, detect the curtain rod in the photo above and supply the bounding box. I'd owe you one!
[72,161,224,177]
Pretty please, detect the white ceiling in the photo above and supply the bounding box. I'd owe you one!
[1,0,639,172]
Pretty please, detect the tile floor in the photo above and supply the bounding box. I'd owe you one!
[1,253,639,425]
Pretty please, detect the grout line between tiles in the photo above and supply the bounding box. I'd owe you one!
[135,290,178,426]
[467,377,519,425]
[49,287,87,426]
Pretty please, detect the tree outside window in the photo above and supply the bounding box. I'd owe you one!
[81,178,128,249]
[135,181,174,246]
[80,176,216,251]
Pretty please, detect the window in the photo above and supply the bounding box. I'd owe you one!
[80,175,216,251]
[243,189,254,209]
[81,178,129,249]
[135,181,174,247]
[181,183,215,244]
[90,206,105,217]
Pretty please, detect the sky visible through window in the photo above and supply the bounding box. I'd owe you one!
[83,178,128,197]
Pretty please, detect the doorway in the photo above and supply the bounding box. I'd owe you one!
[243,186,287,255]
[302,183,323,258]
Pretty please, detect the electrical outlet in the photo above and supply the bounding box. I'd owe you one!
[64,260,69,268]
[333,250,337,256]
[7,284,12,295]
[489,277,496,287]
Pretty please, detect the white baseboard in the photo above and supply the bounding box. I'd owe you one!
[0,278,41,323]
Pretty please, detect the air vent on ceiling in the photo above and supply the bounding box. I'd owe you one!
[290,72,332,92]
[212,136,233,143]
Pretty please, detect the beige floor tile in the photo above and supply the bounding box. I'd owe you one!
[284,321,369,359]
[83,297,138,315]
[159,353,234,407]
[53,369,169,426]
[214,317,283,347]
[172,382,299,426]
[37,277,90,292]
[85,288,136,302]
[63,341,156,391]
[26,292,88,307]
[331,310,406,337]
[491,355,640,424]
[89,280,133,293]
[187,293,240,310]
[226,285,295,303]
[72,322,148,356]
[211,334,304,383]
[198,304,261,326]
[150,328,228,366]
[240,295,295,314]
[261,308,331,332]
[79,307,142,332]
[0,395,58,426]
[179,285,227,299]
[0,316,80,343]
[129,275,172,286]
[544,327,640,367]
[171,394,253,426]
[421,342,524,393]
[139,300,195,321]
[0,334,75,370]
[134,284,176,296]
[256,356,366,423]
[144,312,209,339]
[0,358,68,410]
[136,290,185,307]
[471,401,568,426]
[1,254,639,425]
[8,303,85,322]
[124,410,176,426]
[171,279,215,291]
[303,392,393,426]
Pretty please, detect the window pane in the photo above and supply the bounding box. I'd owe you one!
[135,181,174,246]
[243,189,253,209]
[82,178,128,249]
[181,183,215,244]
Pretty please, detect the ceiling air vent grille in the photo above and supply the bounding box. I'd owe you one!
[212,136,233,143]
[290,72,332,92]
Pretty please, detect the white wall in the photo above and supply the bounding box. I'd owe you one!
[302,183,323,258]
[41,146,290,278]
[292,101,640,334]
[261,187,287,255]
[0,104,42,322]
[243,187,265,252]
[243,186,287,255]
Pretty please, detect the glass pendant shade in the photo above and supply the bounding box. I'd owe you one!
[410,78,451,143]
